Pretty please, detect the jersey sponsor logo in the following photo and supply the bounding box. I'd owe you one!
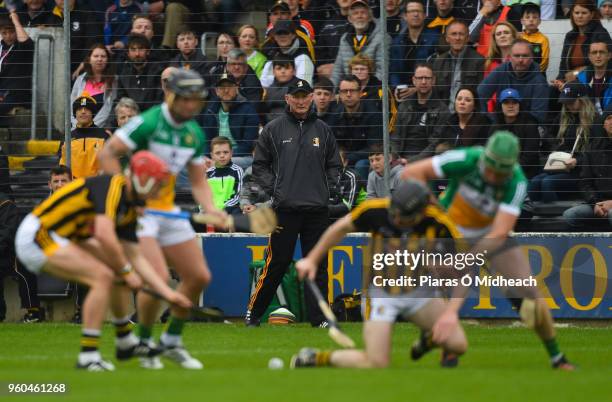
[184,133,194,146]
[282,138,293,144]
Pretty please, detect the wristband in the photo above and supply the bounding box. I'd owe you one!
[120,263,133,276]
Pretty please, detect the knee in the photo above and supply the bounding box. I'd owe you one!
[93,266,114,289]
[445,336,468,356]
[367,355,390,368]
[186,268,211,290]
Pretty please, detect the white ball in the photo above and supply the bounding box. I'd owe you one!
[268,357,284,370]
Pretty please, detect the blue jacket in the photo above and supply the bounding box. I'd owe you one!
[200,97,260,156]
[477,61,549,123]
[577,67,612,112]
[389,26,439,87]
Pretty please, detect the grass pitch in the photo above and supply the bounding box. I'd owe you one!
[0,322,610,402]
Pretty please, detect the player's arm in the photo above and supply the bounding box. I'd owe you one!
[401,157,439,183]
[98,135,131,174]
[120,241,192,308]
[296,214,357,280]
[93,214,141,289]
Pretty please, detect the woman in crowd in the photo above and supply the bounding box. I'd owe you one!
[348,54,397,133]
[483,22,518,113]
[554,0,611,89]
[420,87,491,157]
[489,88,540,178]
[204,33,238,80]
[237,24,267,79]
[70,44,117,129]
[529,83,600,202]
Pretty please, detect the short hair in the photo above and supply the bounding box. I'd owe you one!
[211,136,233,150]
[339,75,361,88]
[445,19,468,34]
[49,165,72,180]
[521,3,541,17]
[132,14,152,23]
[368,143,384,156]
[348,54,375,74]
[176,28,197,38]
[405,0,425,10]
[227,48,246,61]
[127,33,151,50]
[511,38,534,55]
[414,62,434,74]
[272,54,295,68]
[590,40,612,53]
[313,77,334,93]
[115,97,140,115]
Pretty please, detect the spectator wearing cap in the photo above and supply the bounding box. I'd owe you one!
[60,96,110,179]
[601,0,612,19]
[575,41,612,113]
[70,44,117,129]
[265,0,316,41]
[430,20,484,110]
[262,0,316,62]
[330,0,390,86]
[248,78,341,328]
[529,82,597,202]
[169,28,209,79]
[116,34,163,112]
[390,0,438,100]
[553,0,611,90]
[14,0,55,27]
[563,105,612,230]
[103,0,144,53]
[260,19,315,88]
[314,0,352,79]
[489,88,540,178]
[261,55,301,123]
[201,72,259,170]
[224,48,264,103]
[477,39,549,123]
[312,77,340,127]
[0,10,34,121]
[394,63,449,162]
[331,74,383,179]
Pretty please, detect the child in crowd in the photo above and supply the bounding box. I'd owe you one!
[205,136,244,215]
[519,3,550,73]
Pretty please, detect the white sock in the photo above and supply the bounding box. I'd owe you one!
[115,332,139,349]
[160,332,181,347]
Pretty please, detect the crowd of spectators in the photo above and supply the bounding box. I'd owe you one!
[0,0,611,231]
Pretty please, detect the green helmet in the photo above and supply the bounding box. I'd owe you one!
[482,131,519,174]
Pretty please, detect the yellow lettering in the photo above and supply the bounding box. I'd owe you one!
[561,245,607,311]
[246,245,267,263]
[521,245,560,309]
[327,246,353,303]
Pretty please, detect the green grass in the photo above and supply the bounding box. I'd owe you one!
[0,322,610,402]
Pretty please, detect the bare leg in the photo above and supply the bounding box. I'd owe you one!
[329,322,394,368]
[137,236,170,327]
[409,299,468,355]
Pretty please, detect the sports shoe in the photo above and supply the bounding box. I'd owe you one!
[440,350,459,368]
[22,308,45,323]
[290,348,319,368]
[552,354,576,371]
[318,321,329,328]
[161,343,203,369]
[140,356,164,370]
[116,340,162,361]
[410,331,433,360]
[76,359,115,371]
[244,310,260,327]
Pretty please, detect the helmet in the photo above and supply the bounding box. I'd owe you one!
[482,131,519,174]
[165,69,207,99]
[129,151,170,195]
[390,179,430,219]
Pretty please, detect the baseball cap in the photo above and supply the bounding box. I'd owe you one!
[598,0,612,8]
[499,88,522,103]
[0,15,14,29]
[287,79,313,95]
[350,0,370,9]
[559,81,589,104]
[271,19,295,35]
[482,131,520,174]
[216,71,238,86]
[72,95,97,116]
[269,0,290,13]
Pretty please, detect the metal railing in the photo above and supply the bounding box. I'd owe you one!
[30,33,55,140]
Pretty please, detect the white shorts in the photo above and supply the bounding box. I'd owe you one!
[15,214,69,274]
[138,208,196,247]
[364,288,437,323]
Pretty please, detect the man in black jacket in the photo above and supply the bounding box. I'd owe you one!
[563,108,612,230]
[247,79,341,327]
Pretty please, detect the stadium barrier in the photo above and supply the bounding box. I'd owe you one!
[201,233,612,319]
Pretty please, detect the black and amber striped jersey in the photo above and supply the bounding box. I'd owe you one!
[32,174,138,242]
[350,198,462,295]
